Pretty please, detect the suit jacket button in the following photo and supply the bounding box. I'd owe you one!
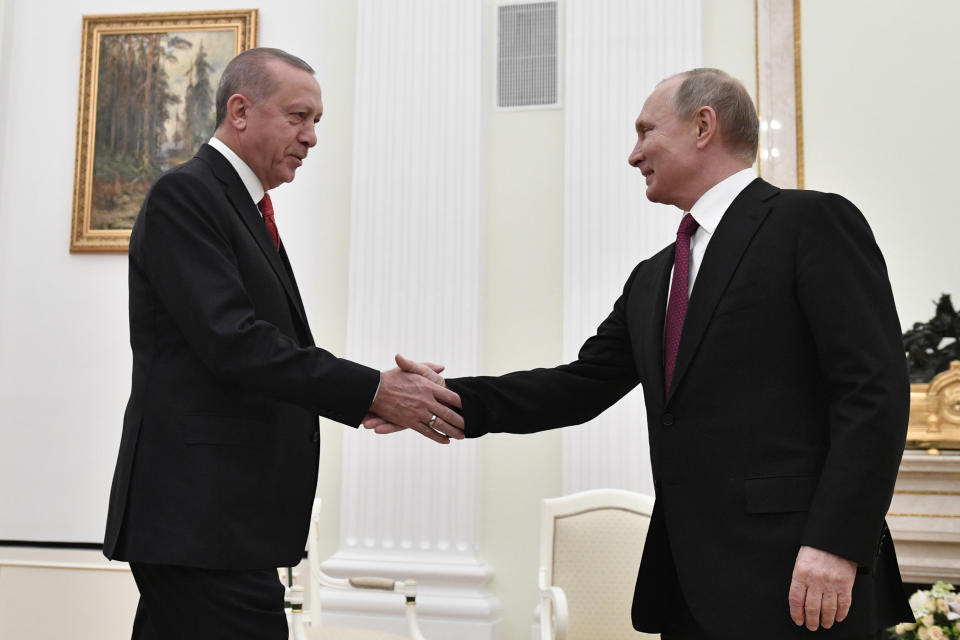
[661,413,674,427]
[312,431,321,443]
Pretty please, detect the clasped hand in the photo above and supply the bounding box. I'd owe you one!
[364,354,464,444]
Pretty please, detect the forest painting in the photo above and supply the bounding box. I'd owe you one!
[92,31,235,230]
[71,11,258,252]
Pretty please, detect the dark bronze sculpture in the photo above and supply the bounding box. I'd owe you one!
[903,294,960,382]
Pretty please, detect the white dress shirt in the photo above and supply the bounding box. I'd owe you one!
[207,136,265,207]
[670,167,758,300]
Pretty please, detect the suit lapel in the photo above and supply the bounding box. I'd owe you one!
[197,144,310,330]
[279,245,314,344]
[665,178,779,403]
[633,245,674,402]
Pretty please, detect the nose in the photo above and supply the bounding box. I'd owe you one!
[628,137,643,167]
[300,123,317,148]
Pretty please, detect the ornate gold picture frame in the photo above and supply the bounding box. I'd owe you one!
[70,10,258,253]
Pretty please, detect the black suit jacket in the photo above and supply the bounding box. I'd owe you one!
[104,144,379,570]
[448,179,913,637]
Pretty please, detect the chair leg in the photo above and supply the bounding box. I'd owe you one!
[405,599,427,640]
[285,584,308,640]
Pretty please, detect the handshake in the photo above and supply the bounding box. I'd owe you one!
[362,354,465,444]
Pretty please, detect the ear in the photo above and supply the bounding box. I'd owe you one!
[225,93,250,132]
[693,105,718,150]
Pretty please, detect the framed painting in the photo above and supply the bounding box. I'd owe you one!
[70,10,258,253]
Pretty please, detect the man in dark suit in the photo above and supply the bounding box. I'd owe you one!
[104,48,464,639]
[371,68,913,638]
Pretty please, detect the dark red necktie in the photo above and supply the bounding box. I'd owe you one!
[664,213,699,393]
[258,193,280,250]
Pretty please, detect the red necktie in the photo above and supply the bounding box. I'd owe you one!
[258,193,280,250]
[664,213,699,393]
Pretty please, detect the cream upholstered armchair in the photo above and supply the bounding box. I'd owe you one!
[537,489,658,640]
[282,498,426,640]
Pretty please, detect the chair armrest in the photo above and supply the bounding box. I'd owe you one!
[316,569,417,599]
[349,577,398,591]
[308,499,424,638]
[538,568,568,640]
[315,569,425,639]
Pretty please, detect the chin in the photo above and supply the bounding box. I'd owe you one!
[270,173,295,188]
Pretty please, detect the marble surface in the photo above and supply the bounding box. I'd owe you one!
[755,0,802,189]
[888,450,960,582]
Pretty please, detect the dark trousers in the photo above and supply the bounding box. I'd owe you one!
[129,562,288,640]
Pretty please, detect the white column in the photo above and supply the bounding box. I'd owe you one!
[561,0,702,496]
[323,0,499,637]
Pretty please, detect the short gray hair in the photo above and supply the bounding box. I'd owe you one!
[668,68,758,162]
[215,47,315,128]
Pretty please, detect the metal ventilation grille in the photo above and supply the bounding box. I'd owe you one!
[497,2,558,109]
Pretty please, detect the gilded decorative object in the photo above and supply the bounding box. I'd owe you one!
[908,361,960,451]
[70,10,258,253]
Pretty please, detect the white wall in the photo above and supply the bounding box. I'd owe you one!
[0,0,343,544]
[801,0,960,329]
[702,0,756,95]
[309,0,361,582]
[4,0,959,638]
[0,549,139,639]
[0,0,127,543]
[0,0,350,633]
[478,1,565,635]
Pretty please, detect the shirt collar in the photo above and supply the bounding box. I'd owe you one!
[688,167,758,236]
[208,136,265,205]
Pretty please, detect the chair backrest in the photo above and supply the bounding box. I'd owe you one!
[540,489,656,640]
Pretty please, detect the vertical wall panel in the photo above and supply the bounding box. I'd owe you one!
[562,0,701,495]
[323,0,498,637]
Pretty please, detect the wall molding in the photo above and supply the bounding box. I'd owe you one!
[0,559,129,572]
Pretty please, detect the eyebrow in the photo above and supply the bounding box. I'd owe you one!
[287,98,319,112]
[635,119,650,132]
